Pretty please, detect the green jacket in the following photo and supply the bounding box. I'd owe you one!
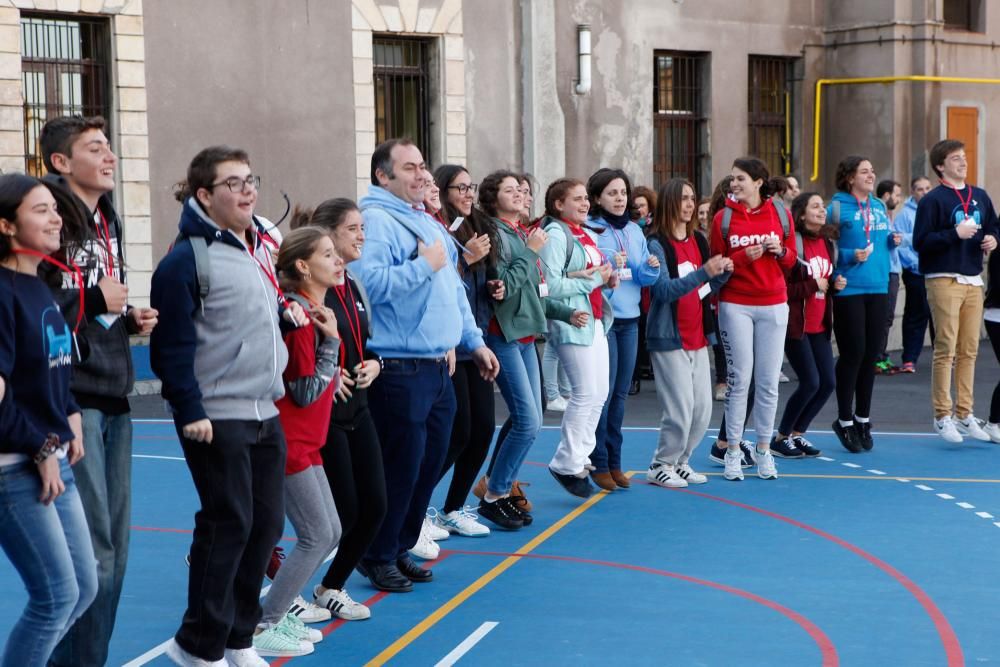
[538,216,613,346]
[492,217,575,341]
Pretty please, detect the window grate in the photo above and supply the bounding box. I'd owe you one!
[653,51,709,194]
[21,14,111,176]
[748,55,794,177]
[373,36,431,164]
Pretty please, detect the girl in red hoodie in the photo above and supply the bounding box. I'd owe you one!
[709,157,797,482]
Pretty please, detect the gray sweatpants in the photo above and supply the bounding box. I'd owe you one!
[260,465,342,625]
[650,347,712,466]
[718,302,789,445]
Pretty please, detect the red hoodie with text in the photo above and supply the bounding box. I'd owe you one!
[710,197,797,306]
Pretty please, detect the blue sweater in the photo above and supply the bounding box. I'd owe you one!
[350,185,484,358]
[589,216,660,318]
[894,196,920,273]
[913,184,999,276]
[0,267,79,455]
[828,192,891,296]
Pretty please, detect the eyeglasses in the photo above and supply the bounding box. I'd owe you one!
[447,183,478,195]
[211,175,261,194]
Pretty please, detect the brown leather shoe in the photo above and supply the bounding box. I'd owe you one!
[610,469,631,488]
[509,480,533,512]
[591,471,617,491]
[473,475,488,500]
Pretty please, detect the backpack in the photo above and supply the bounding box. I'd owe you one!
[543,219,579,272]
[172,233,211,312]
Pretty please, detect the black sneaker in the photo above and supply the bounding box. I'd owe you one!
[505,497,533,526]
[477,497,524,530]
[709,441,755,468]
[548,467,594,498]
[832,420,863,453]
[770,436,804,459]
[857,421,874,451]
[790,435,822,457]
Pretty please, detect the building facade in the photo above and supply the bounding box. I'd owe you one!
[0,0,994,306]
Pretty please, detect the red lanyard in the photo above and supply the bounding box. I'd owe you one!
[854,196,872,244]
[12,248,84,333]
[96,209,115,278]
[562,219,606,267]
[501,217,545,283]
[247,232,287,307]
[332,282,364,362]
[942,180,973,219]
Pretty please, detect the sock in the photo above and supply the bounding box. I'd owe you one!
[839,419,854,428]
[483,494,500,503]
[855,415,870,424]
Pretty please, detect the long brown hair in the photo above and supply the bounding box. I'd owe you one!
[649,178,696,241]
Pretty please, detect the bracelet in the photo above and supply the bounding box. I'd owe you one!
[33,433,61,464]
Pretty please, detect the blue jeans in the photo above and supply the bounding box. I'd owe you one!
[0,459,98,667]
[487,335,542,496]
[365,358,456,564]
[50,409,131,667]
[592,318,639,473]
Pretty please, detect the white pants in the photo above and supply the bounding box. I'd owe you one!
[650,347,712,466]
[718,302,789,445]
[549,321,610,476]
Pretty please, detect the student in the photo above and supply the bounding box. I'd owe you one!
[914,139,999,443]
[0,174,97,667]
[709,158,797,481]
[589,168,660,490]
[633,185,656,229]
[771,192,845,458]
[632,185,658,391]
[696,196,712,237]
[644,178,731,487]
[39,115,157,667]
[875,179,904,375]
[253,227,345,657]
[894,176,935,372]
[295,199,385,622]
[151,146,307,667]
[350,139,499,592]
[982,248,1000,442]
[828,156,893,453]
[539,178,617,498]
[782,175,801,207]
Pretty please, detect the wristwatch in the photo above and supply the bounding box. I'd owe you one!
[33,433,61,464]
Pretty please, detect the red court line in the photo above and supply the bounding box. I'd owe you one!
[668,485,964,666]
[441,548,838,666]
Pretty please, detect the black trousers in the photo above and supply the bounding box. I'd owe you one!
[320,408,387,590]
[438,360,495,513]
[833,293,889,421]
[175,418,286,661]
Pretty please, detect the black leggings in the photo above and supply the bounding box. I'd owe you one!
[985,320,1000,423]
[832,293,888,421]
[320,409,387,591]
[438,360,495,513]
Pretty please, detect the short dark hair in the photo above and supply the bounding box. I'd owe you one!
[910,175,931,189]
[0,174,48,261]
[834,155,870,193]
[876,179,901,198]
[290,198,358,231]
[39,115,107,174]
[929,139,964,179]
[586,168,633,218]
[174,145,250,203]
[370,138,417,185]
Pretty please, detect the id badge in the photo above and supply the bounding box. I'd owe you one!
[538,283,549,297]
[618,268,633,281]
[865,243,874,254]
[815,292,825,300]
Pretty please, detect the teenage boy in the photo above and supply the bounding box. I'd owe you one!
[41,115,158,667]
[351,138,499,592]
[875,179,903,374]
[895,176,934,372]
[914,140,999,443]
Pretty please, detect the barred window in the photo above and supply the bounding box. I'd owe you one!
[373,36,432,164]
[653,51,709,194]
[748,55,795,178]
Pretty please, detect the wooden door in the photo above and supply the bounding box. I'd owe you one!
[947,106,979,185]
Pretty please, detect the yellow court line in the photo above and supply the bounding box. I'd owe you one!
[365,481,619,666]
[678,472,1000,484]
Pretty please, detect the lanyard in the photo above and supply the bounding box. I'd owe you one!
[610,226,628,253]
[501,217,545,283]
[96,209,115,278]
[12,248,84,333]
[854,195,872,244]
[563,220,606,266]
[942,180,973,219]
[332,282,364,362]
[248,231,287,307]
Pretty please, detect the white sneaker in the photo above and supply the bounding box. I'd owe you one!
[547,395,569,412]
[984,422,1000,444]
[251,622,314,657]
[164,639,227,667]
[934,416,964,443]
[287,594,331,624]
[723,448,744,481]
[280,613,323,643]
[675,463,708,485]
[955,414,991,441]
[224,646,273,666]
[756,448,778,480]
[314,585,371,620]
[408,526,441,560]
[646,463,688,488]
[423,512,450,541]
[436,507,490,537]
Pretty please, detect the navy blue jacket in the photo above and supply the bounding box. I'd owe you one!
[913,184,999,276]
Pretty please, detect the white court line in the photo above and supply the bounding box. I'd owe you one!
[937,493,955,500]
[867,469,887,475]
[817,456,835,461]
[915,485,934,491]
[133,454,185,461]
[957,502,975,509]
[842,463,862,469]
[896,478,911,483]
[976,511,994,519]
[434,621,498,667]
